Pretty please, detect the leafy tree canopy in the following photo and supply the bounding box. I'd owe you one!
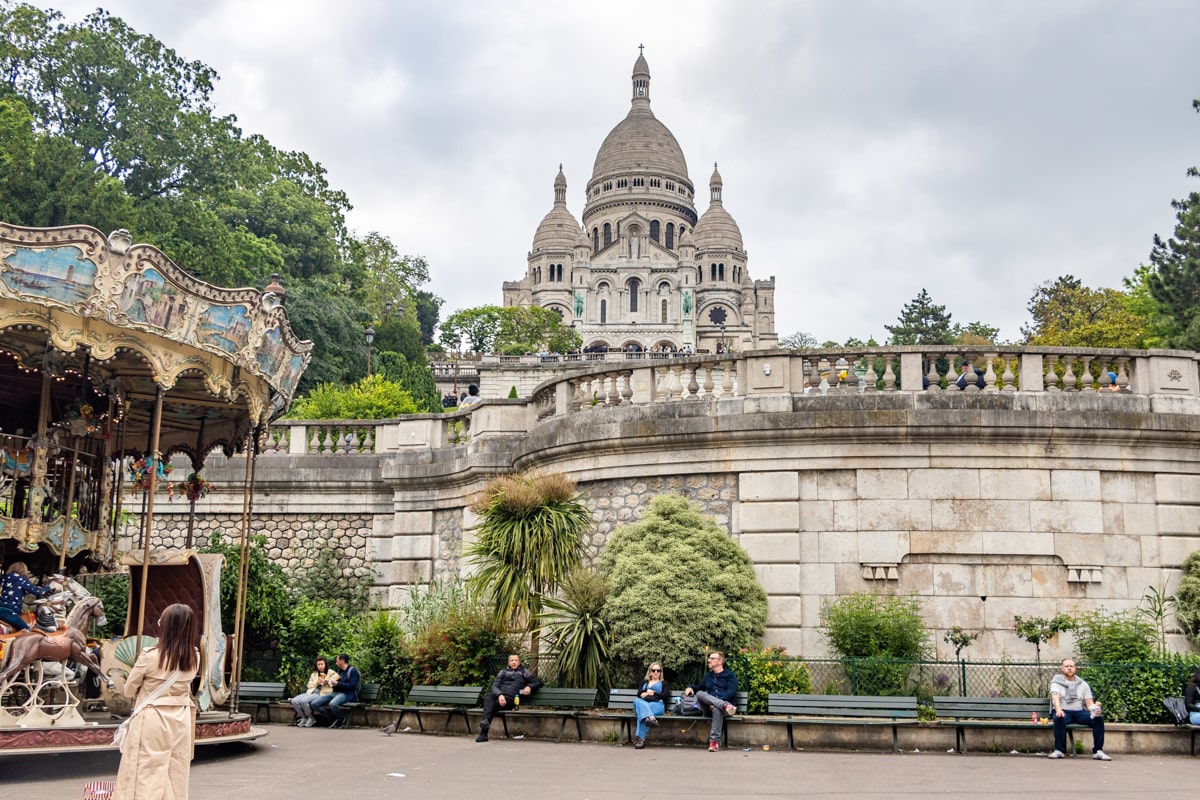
[599,493,767,670]
[884,289,954,345]
[1147,99,1200,350]
[779,331,819,350]
[1021,275,1150,348]
[440,305,581,354]
[288,373,418,419]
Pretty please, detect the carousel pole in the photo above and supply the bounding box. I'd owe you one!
[57,441,79,573]
[228,425,258,715]
[135,386,165,653]
[185,417,205,549]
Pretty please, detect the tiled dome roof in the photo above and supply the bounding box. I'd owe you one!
[590,53,689,183]
[532,166,581,251]
[692,164,742,251]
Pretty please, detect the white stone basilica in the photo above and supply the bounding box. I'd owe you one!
[503,50,777,353]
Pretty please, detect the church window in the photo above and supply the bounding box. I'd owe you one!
[633,177,644,187]
[650,178,661,188]
[719,263,725,281]
[628,278,640,312]
[665,223,674,249]
[710,263,717,282]
[600,299,607,323]
[666,180,675,191]
[603,223,612,247]
[697,266,702,284]
[650,221,660,242]
[604,181,612,191]
[593,228,599,253]
[661,299,668,323]
[617,178,628,188]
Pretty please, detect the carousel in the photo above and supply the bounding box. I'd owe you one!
[0,221,311,754]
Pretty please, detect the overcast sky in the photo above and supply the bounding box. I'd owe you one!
[46,0,1200,345]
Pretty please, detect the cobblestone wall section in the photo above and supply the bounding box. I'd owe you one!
[433,508,463,577]
[140,513,371,578]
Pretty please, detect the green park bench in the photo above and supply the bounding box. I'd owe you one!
[766,693,920,753]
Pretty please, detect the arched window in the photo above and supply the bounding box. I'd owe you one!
[650,220,660,243]
[719,263,725,281]
[629,278,640,312]
[593,228,599,253]
[603,223,612,247]
[661,299,668,323]
[710,263,717,281]
[697,266,703,284]
[665,223,674,249]
[600,299,607,324]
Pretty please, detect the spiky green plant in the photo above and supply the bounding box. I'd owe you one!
[466,472,591,654]
[540,569,612,689]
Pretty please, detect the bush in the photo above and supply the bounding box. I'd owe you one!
[727,647,812,713]
[599,494,767,671]
[822,593,932,696]
[89,572,128,637]
[1072,610,1156,663]
[540,569,611,690]
[200,533,292,658]
[346,609,409,703]
[1079,655,1200,723]
[1175,550,1200,641]
[406,609,517,687]
[289,373,418,419]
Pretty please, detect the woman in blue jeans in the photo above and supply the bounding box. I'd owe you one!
[1186,667,1200,725]
[632,662,669,749]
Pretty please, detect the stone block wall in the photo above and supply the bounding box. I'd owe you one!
[735,466,1200,661]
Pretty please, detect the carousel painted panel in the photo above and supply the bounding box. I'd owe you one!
[0,245,98,305]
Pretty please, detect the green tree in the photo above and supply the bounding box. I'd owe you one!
[466,472,591,655]
[440,306,504,353]
[885,289,954,345]
[497,305,582,354]
[1147,99,1200,350]
[1013,614,1074,665]
[375,351,440,413]
[952,321,1001,345]
[599,493,767,671]
[1021,275,1149,348]
[779,331,819,350]
[413,289,444,345]
[200,533,292,661]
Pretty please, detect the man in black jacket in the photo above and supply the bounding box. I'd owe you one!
[476,654,543,742]
[684,651,739,752]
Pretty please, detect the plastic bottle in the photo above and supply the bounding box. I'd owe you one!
[514,694,520,711]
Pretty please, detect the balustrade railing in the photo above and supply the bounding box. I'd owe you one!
[267,347,1198,454]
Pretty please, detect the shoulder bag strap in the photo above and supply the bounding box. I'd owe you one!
[129,669,183,719]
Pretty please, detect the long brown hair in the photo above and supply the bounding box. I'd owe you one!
[156,603,198,672]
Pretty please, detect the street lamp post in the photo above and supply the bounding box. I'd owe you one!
[365,326,375,377]
[451,337,462,401]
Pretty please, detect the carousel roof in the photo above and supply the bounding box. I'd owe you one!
[0,222,312,462]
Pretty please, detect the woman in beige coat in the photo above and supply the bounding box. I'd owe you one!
[114,603,199,800]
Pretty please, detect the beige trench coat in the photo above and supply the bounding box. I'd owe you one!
[113,647,199,800]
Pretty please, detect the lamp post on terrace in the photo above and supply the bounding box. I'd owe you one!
[365,326,375,378]
[451,336,462,401]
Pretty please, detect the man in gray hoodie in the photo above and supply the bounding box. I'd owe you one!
[1048,657,1110,760]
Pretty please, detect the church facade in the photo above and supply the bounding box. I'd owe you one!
[502,51,777,354]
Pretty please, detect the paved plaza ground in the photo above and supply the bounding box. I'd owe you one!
[7,723,1200,799]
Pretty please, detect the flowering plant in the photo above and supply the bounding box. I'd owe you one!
[169,472,213,503]
[128,455,172,493]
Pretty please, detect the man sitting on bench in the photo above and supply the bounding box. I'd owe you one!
[476,654,542,742]
[682,651,739,753]
[1048,657,1110,761]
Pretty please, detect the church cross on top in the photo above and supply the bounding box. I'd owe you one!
[639,44,644,55]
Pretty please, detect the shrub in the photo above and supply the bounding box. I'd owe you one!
[1012,614,1074,664]
[599,494,767,671]
[289,373,418,419]
[1175,550,1200,641]
[407,609,518,688]
[1079,655,1200,723]
[822,593,931,695]
[1072,610,1155,663]
[540,569,611,690]
[727,647,812,713]
[346,609,409,703]
[201,533,292,658]
[90,572,128,637]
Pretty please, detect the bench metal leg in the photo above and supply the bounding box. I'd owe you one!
[891,724,899,753]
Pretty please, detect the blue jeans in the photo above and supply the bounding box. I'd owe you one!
[633,697,664,739]
[1189,711,1200,726]
[310,692,352,721]
[291,692,323,718]
[1053,708,1105,753]
[0,606,28,631]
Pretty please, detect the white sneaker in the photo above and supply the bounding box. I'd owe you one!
[303,717,316,727]
[1093,750,1111,761]
[1048,750,1065,759]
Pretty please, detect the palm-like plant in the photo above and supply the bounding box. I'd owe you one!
[467,472,591,654]
[540,569,611,689]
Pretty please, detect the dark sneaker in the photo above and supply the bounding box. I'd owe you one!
[646,715,659,727]
[708,739,720,752]
[475,733,489,742]
[330,718,345,730]
[634,738,646,749]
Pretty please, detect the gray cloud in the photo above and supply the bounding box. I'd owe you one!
[50,0,1200,344]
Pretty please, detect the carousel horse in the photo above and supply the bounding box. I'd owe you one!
[0,596,113,690]
[0,574,88,635]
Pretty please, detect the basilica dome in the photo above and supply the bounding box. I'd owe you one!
[692,164,743,251]
[589,53,690,185]
[531,166,581,251]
